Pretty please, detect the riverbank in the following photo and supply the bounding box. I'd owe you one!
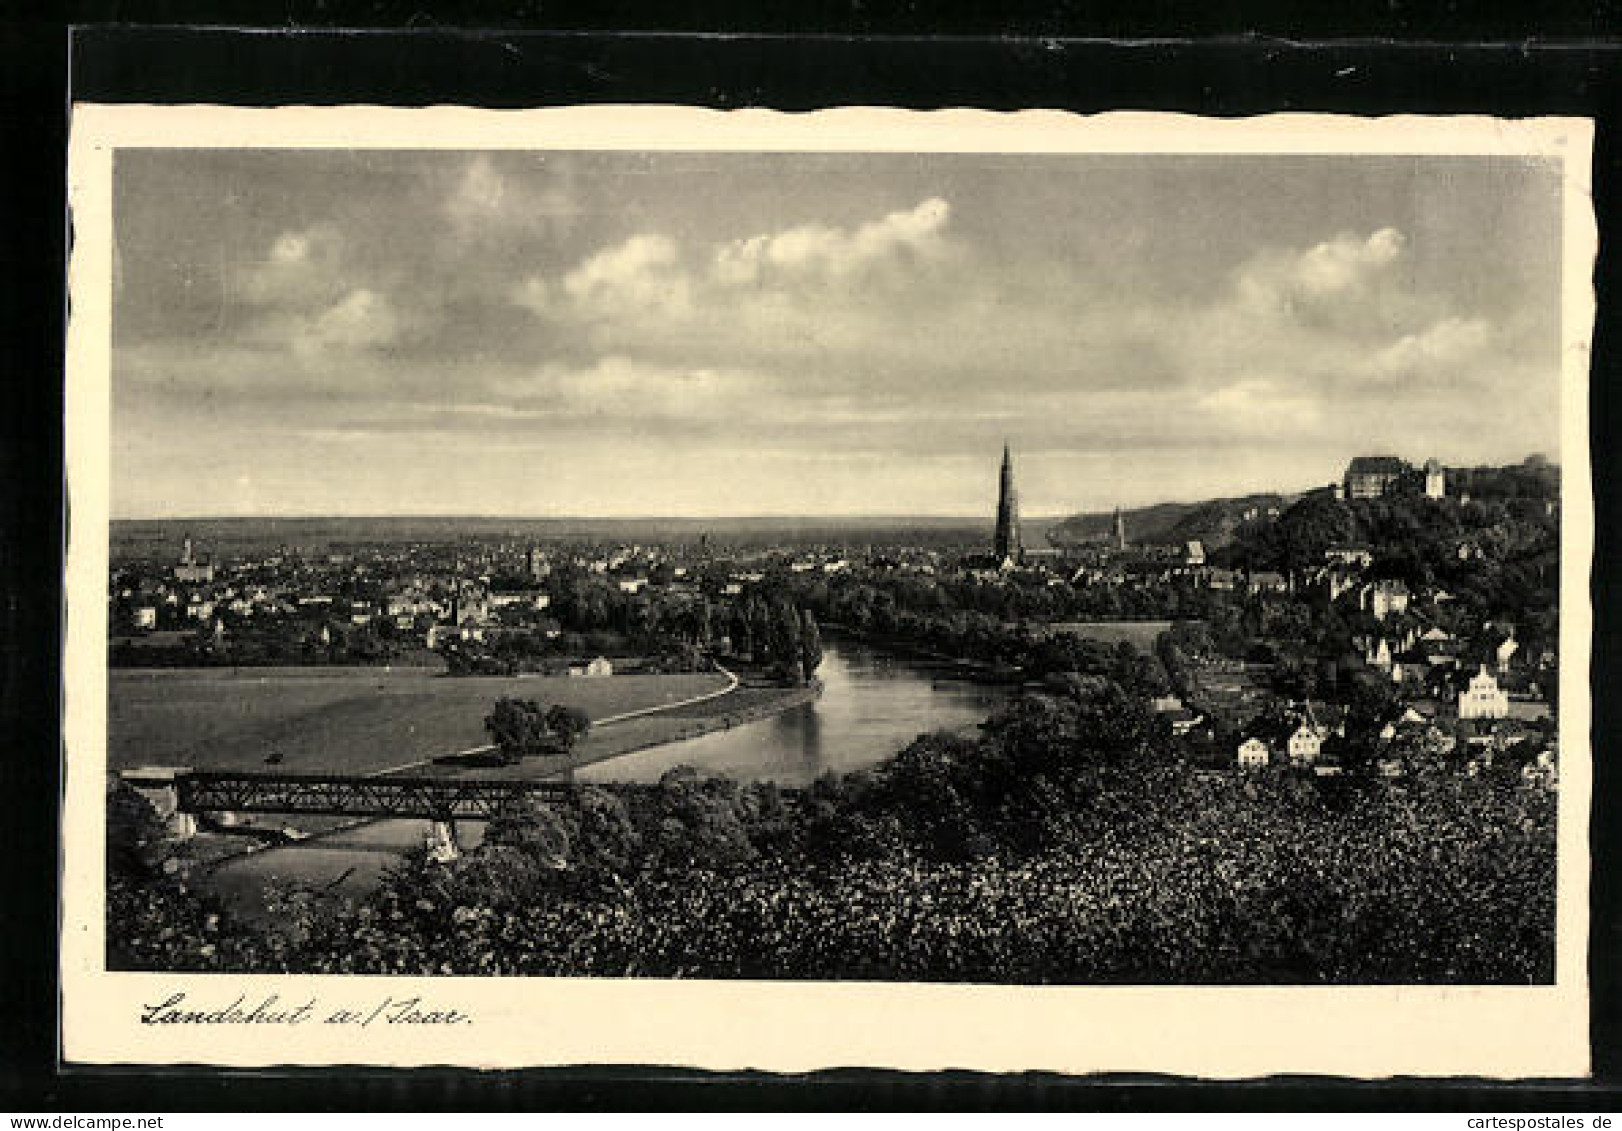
[822,622,1024,682]
[177,671,822,866]
[456,674,824,782]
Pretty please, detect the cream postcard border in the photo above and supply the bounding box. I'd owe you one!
[62,105,1596,1077]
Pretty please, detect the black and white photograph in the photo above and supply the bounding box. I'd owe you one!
[62,107,1594,1075]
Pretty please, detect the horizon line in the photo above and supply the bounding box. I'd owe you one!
[111,512,1079,524]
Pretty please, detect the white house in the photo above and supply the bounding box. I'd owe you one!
[133,606,157,629]
[489,589,551,612]
[1363,580,1411,621]
[1237,737,1271,770]
[584,656,614,678]
[1325,545,1374,569]
[1287,722,1329,766]
[1459,664,1510,720]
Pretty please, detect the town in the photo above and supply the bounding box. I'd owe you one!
[109,447,1560,789]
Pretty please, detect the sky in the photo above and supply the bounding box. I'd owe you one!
[110,149,1566,518]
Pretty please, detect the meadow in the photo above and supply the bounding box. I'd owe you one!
[1045,621,1175,648]
[108,667,730,775]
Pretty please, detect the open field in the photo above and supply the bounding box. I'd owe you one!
[108,667,730,775]
[1046,621,1175,648]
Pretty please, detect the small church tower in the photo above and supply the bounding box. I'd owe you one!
[993,442,1022,564]
[1113,508,1128,551]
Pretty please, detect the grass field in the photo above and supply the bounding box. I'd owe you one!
[108,667,730,775]
[1046,621,1175,648]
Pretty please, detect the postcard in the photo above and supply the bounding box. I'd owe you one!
[64,105,1594,1075]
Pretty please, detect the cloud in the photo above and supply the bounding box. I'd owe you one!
[1361,315,1494,384]
[1197,378,1325,432]
[443,154,578,241]
[494,355,764,421]
[711,197,953,285]
[299,289,401,354]
[236,225,348,309]
[557,234,691,319]
[1233,227,1411,329]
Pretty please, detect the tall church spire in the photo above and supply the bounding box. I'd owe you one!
[994,441,1022,563]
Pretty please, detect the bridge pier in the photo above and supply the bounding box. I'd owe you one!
[120,767,197,841]
[426,819,461,863]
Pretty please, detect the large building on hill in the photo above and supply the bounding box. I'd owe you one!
[1343,456,1411,500]
[994,442,1022,564]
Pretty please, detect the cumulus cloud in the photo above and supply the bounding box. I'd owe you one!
[515,197,956,329]
[301,288,401,354]
[1361,315,1494,383]
[711,197,953,285]
[559,235,691,319]
[1233,227,1411,328]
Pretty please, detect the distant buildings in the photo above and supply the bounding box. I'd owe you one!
[1247,570,1288,594]
[1325,545,1373,569]
[1362,580,1411,621]
[173,535,215,584]
[1343,456,1410,500]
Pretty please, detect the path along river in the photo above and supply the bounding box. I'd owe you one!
[207,636,1018,909]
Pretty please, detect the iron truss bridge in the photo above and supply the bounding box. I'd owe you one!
[175,771,584,821]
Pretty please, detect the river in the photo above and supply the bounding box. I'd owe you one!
[580,635,1019,787]
[206,636,1019,911]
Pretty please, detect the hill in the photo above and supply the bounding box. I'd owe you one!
[1046,493,1295,551]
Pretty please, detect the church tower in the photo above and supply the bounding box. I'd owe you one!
[994,442,1022,563]
[1113,508,1128,551]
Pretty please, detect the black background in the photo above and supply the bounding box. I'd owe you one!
[3,11,1621,1111]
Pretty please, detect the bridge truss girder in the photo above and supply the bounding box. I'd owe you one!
[175,771,578,821]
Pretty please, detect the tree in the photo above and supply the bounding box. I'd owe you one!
[800,609,823,678]
[544,705,592,751]
[484,698,549,765]
[746,595,772,664]
[729,603,753,659]
[764,598,805,684]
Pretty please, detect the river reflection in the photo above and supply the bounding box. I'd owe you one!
[578,636,1018,787]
